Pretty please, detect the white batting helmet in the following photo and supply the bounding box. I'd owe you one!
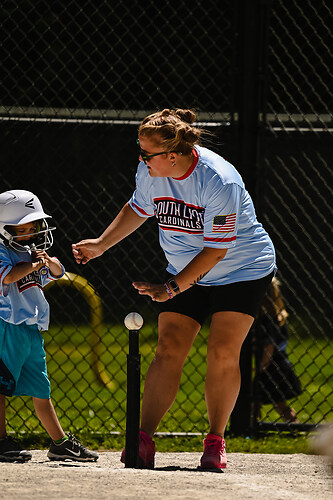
[0,190,55,252]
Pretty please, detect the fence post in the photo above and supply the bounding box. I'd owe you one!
[229,0,269,435]
[230,331,254,435]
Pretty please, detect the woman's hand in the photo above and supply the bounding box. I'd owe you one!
[132,282,171,302]
[72,204,148,265]
[72,239,105,264]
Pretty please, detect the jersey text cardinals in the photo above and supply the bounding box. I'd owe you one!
[154,197,204,233]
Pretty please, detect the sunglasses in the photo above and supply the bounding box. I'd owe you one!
[136,139,170,161]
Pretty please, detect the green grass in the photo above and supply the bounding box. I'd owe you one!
[6,323,333,452]
[18,432,313,455]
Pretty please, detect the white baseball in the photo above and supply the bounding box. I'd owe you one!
[124,312,144,330]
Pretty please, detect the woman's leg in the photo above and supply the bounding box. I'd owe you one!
[140,312,200,436]
[33,397,65,441]
[205,311,254,436]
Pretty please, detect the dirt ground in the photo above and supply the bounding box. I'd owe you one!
[1,451,332,500]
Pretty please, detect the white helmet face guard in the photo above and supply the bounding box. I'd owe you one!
[0,190,55,253]
[2,219,55,253]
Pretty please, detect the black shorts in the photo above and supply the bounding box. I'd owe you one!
[159,272,275,326]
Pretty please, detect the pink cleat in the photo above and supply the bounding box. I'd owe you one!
[198,433,227,471]
[121,430,155,469]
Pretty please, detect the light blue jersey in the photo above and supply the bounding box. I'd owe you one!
[129,146,276,285]
[0,243,65,330]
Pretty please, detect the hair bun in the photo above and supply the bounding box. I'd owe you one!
[139,108,208,155]
[175,109,197,124]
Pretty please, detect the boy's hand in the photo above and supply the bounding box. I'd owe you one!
[32,250,63,277]
[32,250,51,266]
[31,251,49,271]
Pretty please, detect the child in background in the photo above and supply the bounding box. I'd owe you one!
[254,276,302,423]
[0,190,98,462]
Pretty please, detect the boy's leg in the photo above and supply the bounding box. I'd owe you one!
[0,321,32,461]
[0,393,31,463]
[0,394,6,439]
[33,397,65,441]
[33,398,99,462]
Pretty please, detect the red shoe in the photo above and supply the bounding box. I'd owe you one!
[121,430,155,469]
[199,434,227,470]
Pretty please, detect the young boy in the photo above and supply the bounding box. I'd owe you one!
[0,189,98,462]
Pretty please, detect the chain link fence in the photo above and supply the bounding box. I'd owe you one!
[253,0,333,431]
[1,0,332,439]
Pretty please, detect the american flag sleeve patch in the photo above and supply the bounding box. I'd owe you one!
[212,213,236,232]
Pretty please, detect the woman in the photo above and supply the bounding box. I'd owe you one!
[72,108,276,471]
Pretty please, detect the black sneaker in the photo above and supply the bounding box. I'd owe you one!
[47,433,99,462]
[0,436,32,462]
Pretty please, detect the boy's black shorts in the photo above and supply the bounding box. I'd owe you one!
[158,272,275,326]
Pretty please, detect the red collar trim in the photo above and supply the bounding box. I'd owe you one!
[172,148,199,180]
